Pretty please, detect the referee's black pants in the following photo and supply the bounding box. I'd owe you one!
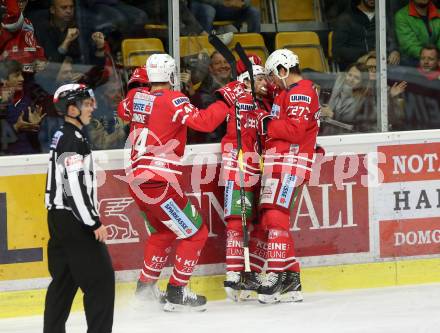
[43,210,115,333]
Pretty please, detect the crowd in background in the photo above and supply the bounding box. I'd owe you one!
[1,0,439,156]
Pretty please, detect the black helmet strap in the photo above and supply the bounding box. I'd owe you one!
[65,100,84,125]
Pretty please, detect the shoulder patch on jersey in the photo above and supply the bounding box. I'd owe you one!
[172,96,190,107]
[75,131,82,139]
[290,94,311,104]
[133,92,156,114]
[271,104,280,118]
[51,131,63,149]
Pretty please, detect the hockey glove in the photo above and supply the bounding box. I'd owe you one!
[215,81,246,107]
[257,113,273,135]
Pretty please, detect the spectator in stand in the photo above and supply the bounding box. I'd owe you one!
[357,52,407,131]
[131,0,207,37]
[396,44,440,130]
[0,60,44,154]
[79,0,148,38]
[395,0,440,66]
[33,0,107,65]
[189,51,232,143]
[191,51,232,109]
[320,63,369,135]
[191,0,261,33]
[332,0,401,70]
[88,76,126,150]
[0,0,47,73]
[417,44,440,80]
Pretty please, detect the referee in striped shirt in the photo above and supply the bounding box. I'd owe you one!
[44,83,114,333]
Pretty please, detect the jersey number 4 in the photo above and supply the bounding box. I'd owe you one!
[133,128,149,157]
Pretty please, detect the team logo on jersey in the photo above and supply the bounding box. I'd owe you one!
[24,30,36,46]
[290,94,311,104]
[172,96,190,107]
[271,104,280,118]
[276,174,297,208]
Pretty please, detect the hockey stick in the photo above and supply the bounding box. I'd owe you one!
[322,117,354,131]
[234,43,264,164]
[209,35,251,272]
[234,43,257,107]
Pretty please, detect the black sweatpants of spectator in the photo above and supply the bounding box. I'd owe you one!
[43,209,115,333]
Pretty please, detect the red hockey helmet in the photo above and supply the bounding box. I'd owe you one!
[128,66,149,87]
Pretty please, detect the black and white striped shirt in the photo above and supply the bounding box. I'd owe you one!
[45,122,101,230]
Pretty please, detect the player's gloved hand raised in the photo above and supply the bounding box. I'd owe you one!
[215,81,246,107]
[257,112,273,135]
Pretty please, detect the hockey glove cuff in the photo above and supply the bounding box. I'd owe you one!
[215,81,246,107]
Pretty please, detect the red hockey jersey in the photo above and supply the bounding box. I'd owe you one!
[182,82,268,183]
[0,0,46,72]
[118,88,225,184]
[263,79,320,181]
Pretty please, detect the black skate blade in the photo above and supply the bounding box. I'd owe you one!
[163,302,207,312]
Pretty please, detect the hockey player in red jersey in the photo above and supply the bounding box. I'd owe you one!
[0,0,46,72]
[256,49,321,304]
[221,62,271,301]
[176,56,271,301]
[119,54,239,312]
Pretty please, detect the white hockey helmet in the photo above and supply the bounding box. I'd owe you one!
[53,83,95,114]
[146,53,177,85]
[265,49,300,80]
[237,65,266,83]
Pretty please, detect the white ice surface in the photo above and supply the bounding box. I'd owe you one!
[1,284,440,333]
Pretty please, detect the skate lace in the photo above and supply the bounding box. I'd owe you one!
[262,272,279,287]
[254,273,263,284]
[226,271,241,283]
[182,286,197,302]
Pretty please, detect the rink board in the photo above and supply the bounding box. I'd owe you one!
[2,131,440,317]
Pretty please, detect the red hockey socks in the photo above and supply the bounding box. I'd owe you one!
[261,209,299,273]
[249,224,267,273]
[169,224,208,286]
[139,232,175,283]
[225,218,244,272]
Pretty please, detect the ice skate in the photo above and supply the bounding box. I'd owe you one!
[239,271,263,301]
[257,272,283,304]
[135,280,166,304]
[163,284,207,312]
[223,271,242,302]
[280,271,303,303]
